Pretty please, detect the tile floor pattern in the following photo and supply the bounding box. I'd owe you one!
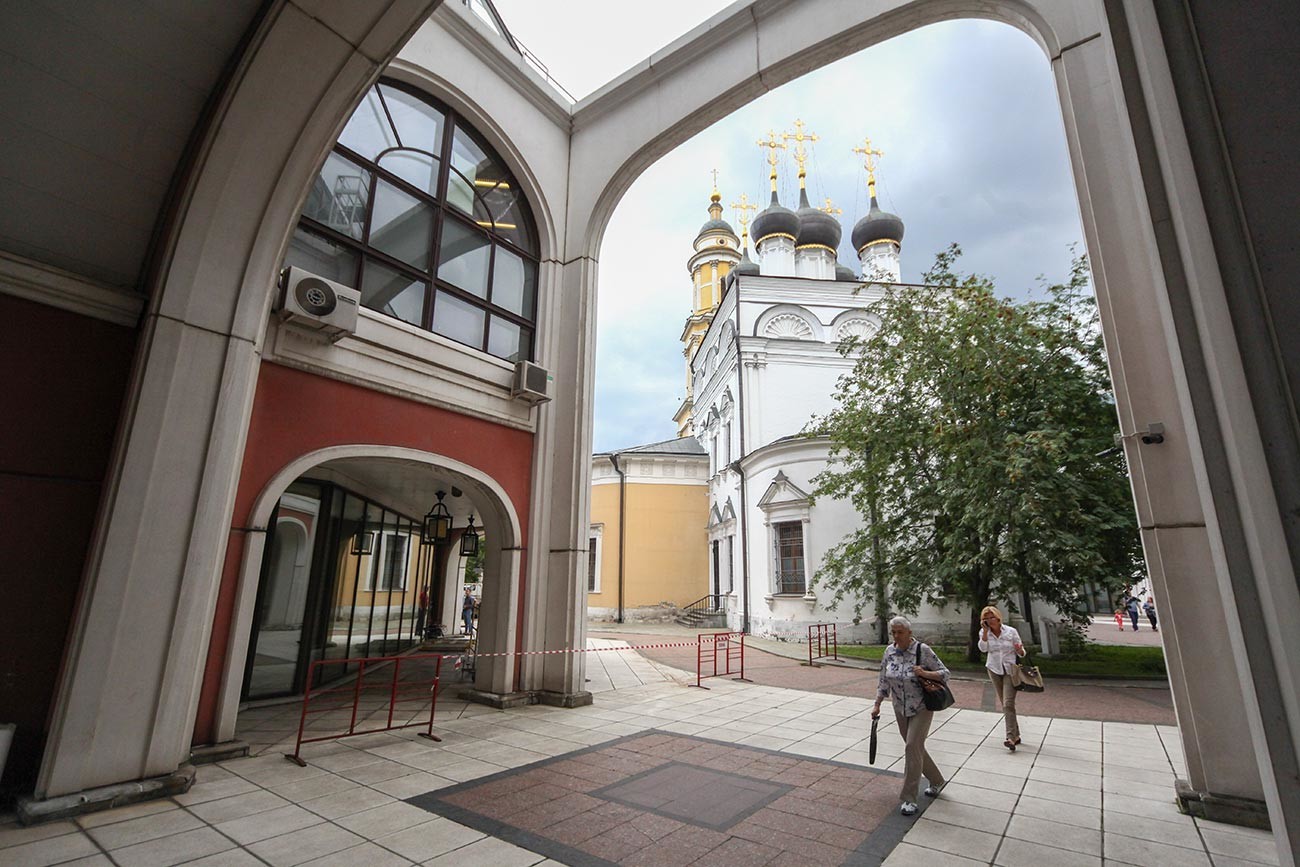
[0,641,1280,866]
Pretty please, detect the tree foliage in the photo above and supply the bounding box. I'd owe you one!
[811,245,1142,659]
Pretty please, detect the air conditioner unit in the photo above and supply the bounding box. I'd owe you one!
[511,360,553,404]
[275,266,360,342]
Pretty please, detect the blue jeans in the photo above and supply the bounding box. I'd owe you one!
[463,609,474,634]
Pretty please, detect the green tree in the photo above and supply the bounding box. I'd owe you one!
[812,245,1142,660]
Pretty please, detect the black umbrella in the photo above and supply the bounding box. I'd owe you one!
[869,714,880,764]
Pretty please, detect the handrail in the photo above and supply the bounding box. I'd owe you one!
[681,594,727,616]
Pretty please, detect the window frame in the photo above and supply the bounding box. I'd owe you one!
[771,520,807,596]
[587,524,604,594]
[290,80,539,361]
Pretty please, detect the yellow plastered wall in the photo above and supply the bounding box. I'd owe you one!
[588,480,708,609]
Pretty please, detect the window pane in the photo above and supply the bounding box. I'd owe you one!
[368,180,433,269]
[446,170,494,225]
[492,191,538,253]
[437,219,490,298]
[490,246,535,319]
[302,152,370,239]
[285,227,358,285]
[361,260,425,326]
[487,316,531,362]
[432,290,485,348]
[378,149,438,197]
[451,126,507,191]
[379,85,444,154]
[337,87,398,161]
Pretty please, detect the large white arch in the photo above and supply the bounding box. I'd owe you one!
[214,444,524,742]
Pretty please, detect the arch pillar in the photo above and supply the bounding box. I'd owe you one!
[32,0,441,804]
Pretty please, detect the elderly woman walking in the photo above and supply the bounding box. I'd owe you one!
[872,616,949,816]
[978,606,1027,751]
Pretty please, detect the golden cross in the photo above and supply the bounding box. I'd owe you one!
[781,119,819,188]
[731,192,758,241]
[851,136,886,197]
[819,197,843,217]
[756,131,786,192]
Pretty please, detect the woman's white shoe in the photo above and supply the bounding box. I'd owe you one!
[900,802,918,816]
[924,784,943,798]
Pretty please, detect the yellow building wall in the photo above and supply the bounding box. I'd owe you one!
[588,480,709,610]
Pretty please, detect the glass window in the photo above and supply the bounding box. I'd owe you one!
[487,316,530,362]
[774,521,806,595]
[368,180,433,269]
[437,219,490,298]
[361,260,425,327]
[491,246,535,318]
[337,88,397,161]
[285,228,358,285]
[287,82,539,358]
[432,290,485,345]
[379,149,438,197]
[379,84,444,153]
[302,152,370,239]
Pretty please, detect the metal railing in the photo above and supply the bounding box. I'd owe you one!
[808,623,839,665]
[680,594,728,618]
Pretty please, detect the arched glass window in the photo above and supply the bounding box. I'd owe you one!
[286,81,539,362]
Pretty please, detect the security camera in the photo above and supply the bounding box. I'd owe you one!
[1140,423,1165,445]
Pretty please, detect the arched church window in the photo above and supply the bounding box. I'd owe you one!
[286,81,539,361]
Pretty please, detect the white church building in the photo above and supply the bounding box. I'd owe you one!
[684,139,1036,641]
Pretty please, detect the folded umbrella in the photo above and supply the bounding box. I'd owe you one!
[869,714,879,764]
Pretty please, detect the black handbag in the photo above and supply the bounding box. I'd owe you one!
[916,643,955,711]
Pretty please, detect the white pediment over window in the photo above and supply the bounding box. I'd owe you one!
[721,499,736,522]
[709,504,725,527]
[757,470,812,510]
[764,313,815,340]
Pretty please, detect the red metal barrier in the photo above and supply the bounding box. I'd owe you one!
[694,631,749,688]
[284,653,443,765]
[808,623,839,665]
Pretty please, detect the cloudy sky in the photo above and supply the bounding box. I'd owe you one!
[493,2,1086,453]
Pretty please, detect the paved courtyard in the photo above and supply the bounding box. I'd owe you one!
[0,640,1276,866]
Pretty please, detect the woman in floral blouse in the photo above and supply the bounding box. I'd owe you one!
[871,615,949,816]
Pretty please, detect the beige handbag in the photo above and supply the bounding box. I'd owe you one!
[1010,656,1045,692]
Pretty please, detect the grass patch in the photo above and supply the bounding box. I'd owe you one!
[835,642,1167,679]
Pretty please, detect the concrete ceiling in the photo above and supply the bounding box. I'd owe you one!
[317,456,496,527]
[0,0,263,289]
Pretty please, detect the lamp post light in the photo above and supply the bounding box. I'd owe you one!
[350,528,374,555]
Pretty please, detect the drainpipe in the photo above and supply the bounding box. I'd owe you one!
[610,453,627,624]
[729,275,751,635]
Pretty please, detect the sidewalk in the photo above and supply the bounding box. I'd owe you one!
[0,639,1263,867]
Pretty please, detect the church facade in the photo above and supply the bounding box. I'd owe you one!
[681,136,1036,640]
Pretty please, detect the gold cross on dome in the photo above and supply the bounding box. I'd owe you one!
[781,119,819,188]
[731,192,758,240]
[819,197,842,217]
[851,136,886,197]
[756,131,787,192]
[710,168,720,196]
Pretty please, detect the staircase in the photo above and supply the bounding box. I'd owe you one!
[676,594,728,628]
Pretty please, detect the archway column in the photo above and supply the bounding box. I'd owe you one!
[31,0,439,806]
[522,255,596,704]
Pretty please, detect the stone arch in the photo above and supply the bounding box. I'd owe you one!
[214,444,524,742]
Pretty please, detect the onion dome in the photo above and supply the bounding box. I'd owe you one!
[835,262,856,281]
[794,188,842,250]
[736,246,760,276]
[851,195,905,253]
[751,191,800,245]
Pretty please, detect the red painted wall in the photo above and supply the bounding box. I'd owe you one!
[0,295,136,793]
[192,361,534,745]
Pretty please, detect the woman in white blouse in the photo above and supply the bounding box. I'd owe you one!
[978,606,1026,750]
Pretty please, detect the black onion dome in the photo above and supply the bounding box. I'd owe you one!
[751,191,800,244]
[736,247,760,276]
[695,217,735,240]
[794,188,842,250]
[851,196,905,252]
[835,262,856,281]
